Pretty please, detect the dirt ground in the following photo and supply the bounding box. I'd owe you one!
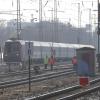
[0,74,78,100]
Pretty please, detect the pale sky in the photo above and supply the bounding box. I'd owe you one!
[0,0,98,27]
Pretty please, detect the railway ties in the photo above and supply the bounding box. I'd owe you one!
[0,63,73,83]
[0,69,76,100]
[0,62,76,99]
[0,69,75,89]
[25,78,100,100]
[59,86,100,100]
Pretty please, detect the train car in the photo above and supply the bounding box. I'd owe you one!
[3,39,22,64]
[3,38,95,66]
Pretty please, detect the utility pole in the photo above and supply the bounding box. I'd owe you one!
[97,0,100,72]
[39,0,43,61]
[77,3,81,44]
[89,9,92,45]
[54,0,57,22]
[49,0,64,43]
[78,3,81,29]
[17,0,21,40]
[48,8,64,58]
[39,0,43,41]
[72,3,81,44]
[48,9,64,42]
[83,8,92,44]
[54,0,58,42]
[48,8,54,57]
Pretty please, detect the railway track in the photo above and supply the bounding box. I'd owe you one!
[0,63,72,79]
[59,85,100,100]
[0,69,75,89]
[25,77,100,100]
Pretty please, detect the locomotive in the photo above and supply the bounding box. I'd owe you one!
[3,38,94,66]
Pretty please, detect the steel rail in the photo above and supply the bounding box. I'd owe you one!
[0,63,72,78]
[59,85,100,100]
[25,78,100,100]
[0,69,73,84]
[0,70,75,89]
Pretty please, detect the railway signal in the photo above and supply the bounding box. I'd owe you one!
[25,41,33,92]
[28,42,31,92]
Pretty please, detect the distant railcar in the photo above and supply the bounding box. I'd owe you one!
[3,39,22,64]
[3,39,94,66]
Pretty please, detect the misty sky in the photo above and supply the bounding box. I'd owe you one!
[0,0,98,27]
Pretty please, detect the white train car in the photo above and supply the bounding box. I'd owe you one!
[3,39,94,65]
